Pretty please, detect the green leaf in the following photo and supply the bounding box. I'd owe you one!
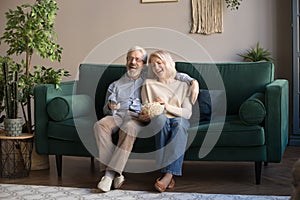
[0,0,68,125]
[225,0,242,11]
[237,42,274,62]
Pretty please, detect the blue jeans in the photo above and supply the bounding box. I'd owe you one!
[155,115,190,176]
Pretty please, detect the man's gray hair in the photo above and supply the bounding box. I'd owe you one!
[127,46,148,64]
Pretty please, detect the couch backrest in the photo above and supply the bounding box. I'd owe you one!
[176,62,274,114]
[77,62,274,119]
[76,63,127,119]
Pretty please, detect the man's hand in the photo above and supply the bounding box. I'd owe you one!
[189,80,199,105]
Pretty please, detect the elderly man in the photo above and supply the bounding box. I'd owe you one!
[94,46,199,192]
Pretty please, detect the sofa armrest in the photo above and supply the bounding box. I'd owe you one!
[265,79,289,162]
[33,81,76,154]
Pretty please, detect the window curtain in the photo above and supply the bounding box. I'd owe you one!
[190,0,223,35]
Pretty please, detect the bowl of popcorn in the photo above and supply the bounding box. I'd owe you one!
[141,102,164,118]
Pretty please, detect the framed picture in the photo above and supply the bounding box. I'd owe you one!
[141,0,178,3]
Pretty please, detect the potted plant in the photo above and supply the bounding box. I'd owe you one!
[225,0,242,10]
[1,59,23,136]
[0,0,69,134]
[237,42,274,62]
[0,58,5,125]
[0,0,70,170]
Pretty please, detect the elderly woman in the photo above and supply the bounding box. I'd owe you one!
[141,50,192,192]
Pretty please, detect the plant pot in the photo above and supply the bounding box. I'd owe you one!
[4,118,23,136]
[31,142,49,170]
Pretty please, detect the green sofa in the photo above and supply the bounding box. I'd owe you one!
[34,61,289,184]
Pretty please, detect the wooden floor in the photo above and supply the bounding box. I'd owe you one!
[0,146,299,196]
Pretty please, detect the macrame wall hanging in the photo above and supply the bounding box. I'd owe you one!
[190,0,223,35]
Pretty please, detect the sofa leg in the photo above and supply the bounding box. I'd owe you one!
[255,161,262,184]
[90,157,95,169]
[55,155,62,177]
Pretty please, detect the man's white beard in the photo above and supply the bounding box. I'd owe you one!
[127,69,141,79]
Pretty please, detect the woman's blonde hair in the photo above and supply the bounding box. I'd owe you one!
[148,50,176,79]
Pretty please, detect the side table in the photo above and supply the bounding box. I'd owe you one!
[0,131,34,178]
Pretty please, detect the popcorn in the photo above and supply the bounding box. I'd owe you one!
[141,102,164,118]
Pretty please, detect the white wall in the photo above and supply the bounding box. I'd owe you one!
[0,0,292,81]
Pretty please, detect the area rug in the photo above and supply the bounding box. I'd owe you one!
[0,184,290,200]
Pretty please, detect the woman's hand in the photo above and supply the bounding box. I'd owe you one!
[139,112,150,122]
[155,97,166,106]
[108,101,120,110]
[189,80,199,105]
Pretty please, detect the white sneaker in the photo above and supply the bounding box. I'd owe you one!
[113,175,125,189]
[97,176,113,192]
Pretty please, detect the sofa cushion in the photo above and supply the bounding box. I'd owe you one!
[48,119,80,141]
[239,92,266,125]
[47,116,94,142]
[188,118,265,147]
[47,95,93,121]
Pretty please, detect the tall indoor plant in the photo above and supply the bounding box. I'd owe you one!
[0,0,69,134]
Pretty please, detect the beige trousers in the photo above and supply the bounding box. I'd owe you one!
[93,113,142,175]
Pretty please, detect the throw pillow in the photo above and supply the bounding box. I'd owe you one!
[198,89,211,121]
[190,89,226,124]
[47,94,93,121]
[239,92,266,125]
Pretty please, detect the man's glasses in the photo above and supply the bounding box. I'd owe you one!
[127,56,144,63]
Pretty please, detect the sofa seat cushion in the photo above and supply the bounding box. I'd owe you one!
[188,119,265,148]
[132,136,156,153]
[48,117,94,142]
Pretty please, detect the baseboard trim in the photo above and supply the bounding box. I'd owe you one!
[289,135,300,146]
